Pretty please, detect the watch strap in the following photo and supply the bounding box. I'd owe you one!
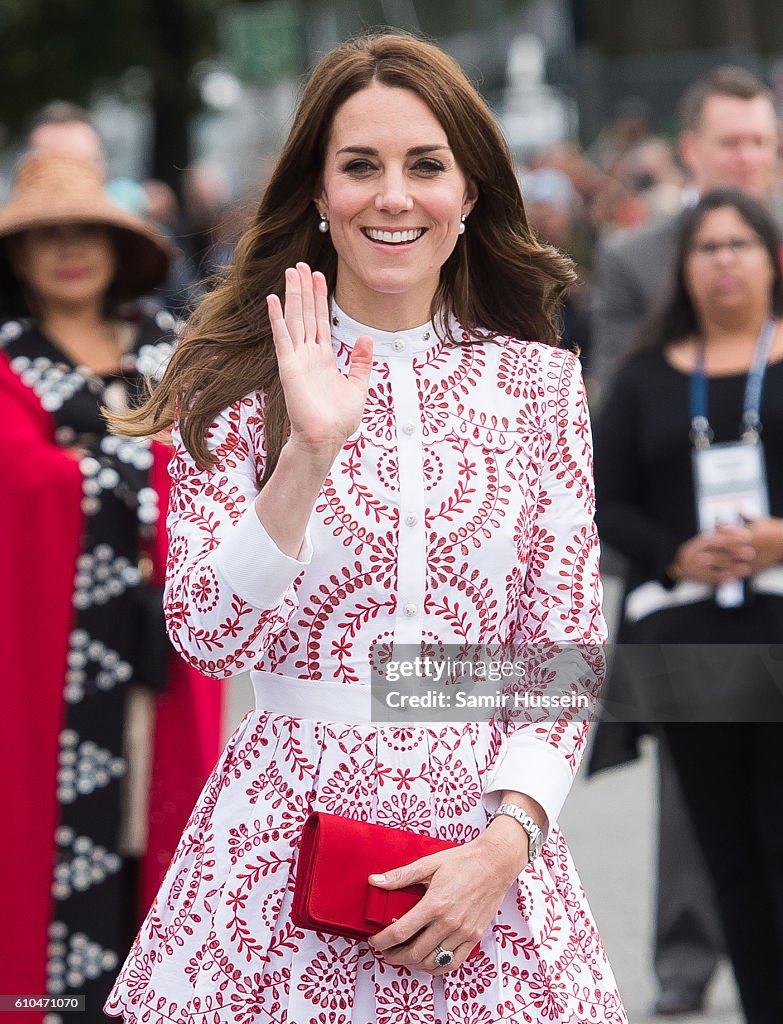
[491,803,544,859]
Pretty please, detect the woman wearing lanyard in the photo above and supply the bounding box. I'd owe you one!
[596,187,783,1024]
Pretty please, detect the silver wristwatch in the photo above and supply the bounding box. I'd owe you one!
[491,803,544,859]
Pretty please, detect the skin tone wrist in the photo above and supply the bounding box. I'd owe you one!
[254,437,340,559]
[482,790,547,870]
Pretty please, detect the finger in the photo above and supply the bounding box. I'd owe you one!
[713,525,752,544]
[368,876,439,954]
[283,267,305,348]
[347,335,374,391]
[368,892,431,951]
[402,935,474,976]
[729,551,754,570]
[381,921,452,966]
[427,936,475,976]
[368,852,438,892]
[313,271,332,346]
[266,294,293,357]
[296,262,317,343]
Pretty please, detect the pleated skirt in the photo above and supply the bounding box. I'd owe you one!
[106,675,626,1024]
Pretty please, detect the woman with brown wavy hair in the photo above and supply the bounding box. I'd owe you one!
[106,32,625,1024]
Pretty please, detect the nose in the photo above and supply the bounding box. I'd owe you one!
[374,169,413,214]
[57,226,88,250]
[714,241,740,264]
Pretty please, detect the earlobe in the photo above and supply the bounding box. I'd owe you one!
[679,132,695,175]
[463,180,479,217]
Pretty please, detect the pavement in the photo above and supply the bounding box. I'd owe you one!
[561,739,741,1023]
[225,670,743,1024]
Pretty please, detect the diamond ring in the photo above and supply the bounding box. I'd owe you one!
[433,944,454,967]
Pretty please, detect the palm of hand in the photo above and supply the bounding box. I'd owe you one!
[267,263,373,451]
[276,333,367,446]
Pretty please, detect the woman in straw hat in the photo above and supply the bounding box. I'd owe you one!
[0,151,224,1023]
[105,32,624,1024]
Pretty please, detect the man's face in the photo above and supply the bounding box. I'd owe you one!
[28,122,106,182]
[679,93,780,200]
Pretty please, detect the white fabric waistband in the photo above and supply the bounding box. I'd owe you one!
[251,671,371,722]
[625,565,783,624]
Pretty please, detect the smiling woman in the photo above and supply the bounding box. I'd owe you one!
[314,83,477,328]
[104,31,625,1024]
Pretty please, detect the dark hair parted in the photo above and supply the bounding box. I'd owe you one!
[640,188,783,354]
[678,65,772,132]
[110,31,576,477]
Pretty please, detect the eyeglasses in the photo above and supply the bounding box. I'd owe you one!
[688,237,764,259]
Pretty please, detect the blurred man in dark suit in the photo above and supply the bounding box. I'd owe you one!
[591,66,781,1017]
[593,66,781,398]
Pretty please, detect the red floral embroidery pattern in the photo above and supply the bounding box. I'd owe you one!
[106,333,624,1024]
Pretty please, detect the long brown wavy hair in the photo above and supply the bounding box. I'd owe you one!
[111,31,576,480]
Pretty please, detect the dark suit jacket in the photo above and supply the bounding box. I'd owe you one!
[590,214,680,400]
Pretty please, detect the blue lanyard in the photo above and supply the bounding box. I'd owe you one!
[689,317,777,449]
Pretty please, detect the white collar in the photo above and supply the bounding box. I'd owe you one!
[330,301,441,357]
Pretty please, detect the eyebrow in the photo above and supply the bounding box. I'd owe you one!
[335,145,451,157]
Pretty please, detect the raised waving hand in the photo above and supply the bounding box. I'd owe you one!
[266,263,373,456]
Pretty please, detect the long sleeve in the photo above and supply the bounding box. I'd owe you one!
[164,394,313,678]
[482,352,606,833]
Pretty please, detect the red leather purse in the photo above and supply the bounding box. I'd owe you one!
[292,811,482,958]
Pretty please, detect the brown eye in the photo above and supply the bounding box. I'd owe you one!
[414,159,445,174]
[343,160,375,174]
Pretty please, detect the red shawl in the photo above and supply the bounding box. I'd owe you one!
[0,353,224,1012]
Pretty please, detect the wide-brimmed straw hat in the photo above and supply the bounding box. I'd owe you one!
[0,151,172,302]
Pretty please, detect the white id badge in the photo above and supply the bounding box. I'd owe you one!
[692,441,769,531]
[692,441,768,607]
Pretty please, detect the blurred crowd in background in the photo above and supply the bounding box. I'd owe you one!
[3,21,783,1024]
[3,63,777,398]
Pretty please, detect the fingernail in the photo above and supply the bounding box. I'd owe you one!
[369,873,386,883]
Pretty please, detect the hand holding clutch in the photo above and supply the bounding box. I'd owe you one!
[291,811,484,961]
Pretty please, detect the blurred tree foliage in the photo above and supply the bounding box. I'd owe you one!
[588,0,783,55]
[0,0,523,188]
[0,0,223,188]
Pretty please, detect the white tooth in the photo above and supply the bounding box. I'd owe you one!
[366,228,422,242]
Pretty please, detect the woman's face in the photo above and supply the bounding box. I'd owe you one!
[10,223,116,311]
[684,205,775,323]
[316,82,477,327]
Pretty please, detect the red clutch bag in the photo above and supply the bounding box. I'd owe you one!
[291,811,482,958]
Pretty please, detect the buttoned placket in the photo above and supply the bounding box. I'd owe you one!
[331,306,438,650]
[387,344,427,646]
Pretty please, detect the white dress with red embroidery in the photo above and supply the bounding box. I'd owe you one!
[106,307,626,1024]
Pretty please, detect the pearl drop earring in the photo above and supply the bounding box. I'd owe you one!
[458,215,466,235]
[318,213,329,234]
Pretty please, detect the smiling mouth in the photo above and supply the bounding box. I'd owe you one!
[363,227,426,245]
